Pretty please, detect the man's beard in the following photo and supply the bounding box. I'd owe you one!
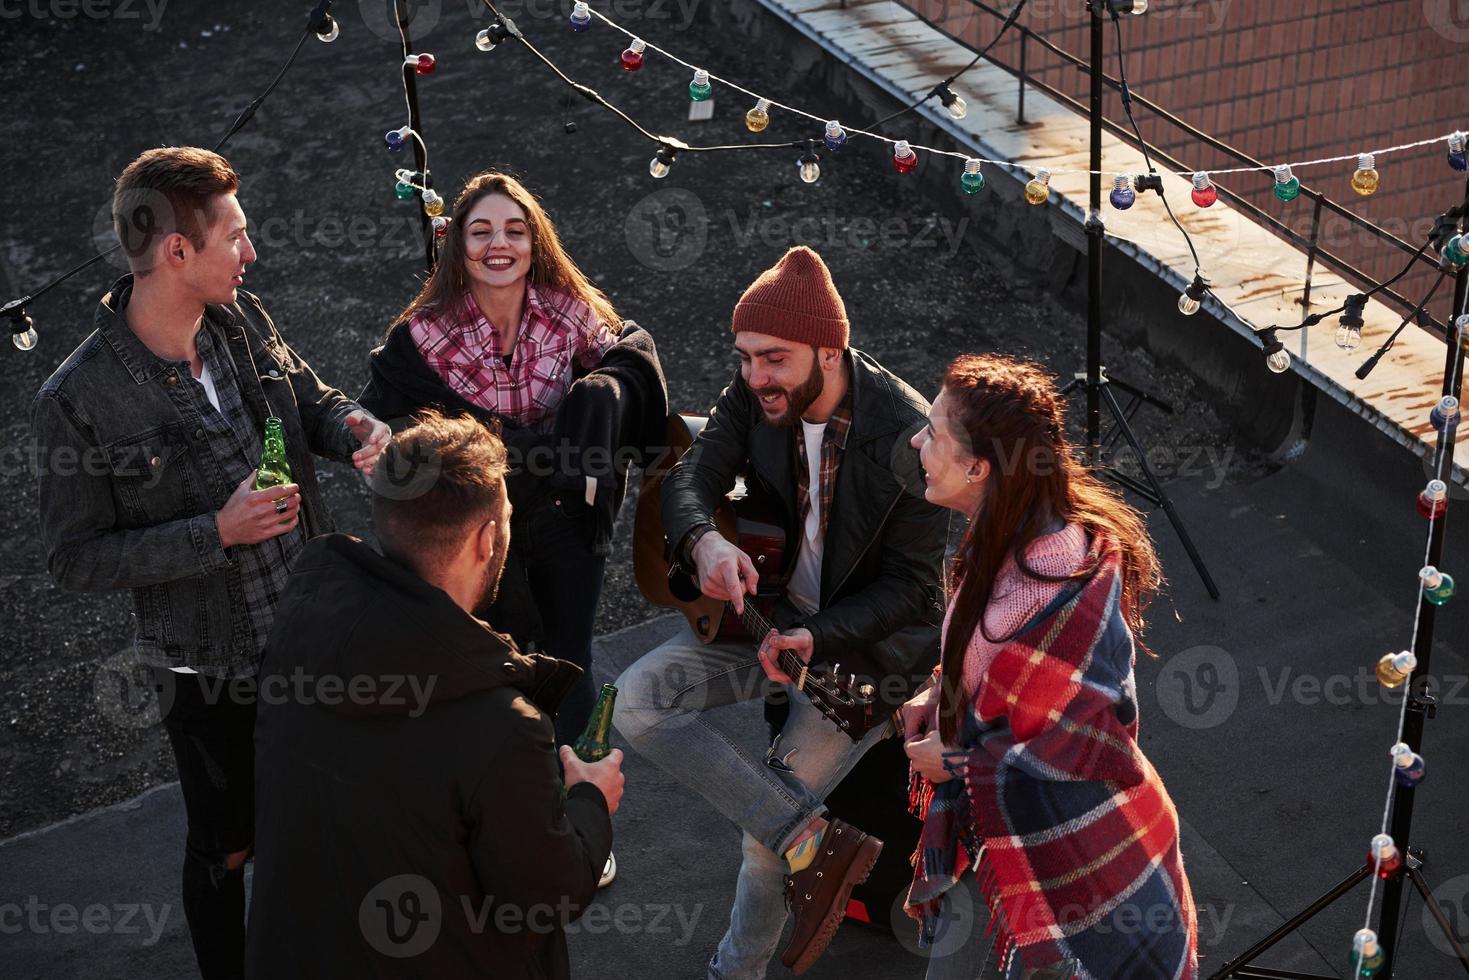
[472,528,511,616]
[755,355,824,430]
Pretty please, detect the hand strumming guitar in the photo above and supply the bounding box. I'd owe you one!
[691,531,760,615]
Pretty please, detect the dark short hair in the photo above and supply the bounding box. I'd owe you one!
[112,147,240,274]
[369,410,508,572]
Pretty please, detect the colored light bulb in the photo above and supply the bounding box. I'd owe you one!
[746,98,770,132]
[1376,650,1416,689]
[689,68,712,102]
[797,146,821,184]
[1273,164,1300,202]
[384,126,412,152]
[1368,834,1402,880]
[1417,479,1448,519]
[1109,174,1136,210]
[1392,743,1426,787]
[570,1,591,31]
[406,53,436,75]
[892,140,918,174]
[649,146,676,179]
[314,14,339,43]
[394,180,415,201]
[1430,395,1460,432]
[11,314,37,351]
[1420,565,1456,605]
[1449,131,1467,172]
[824,120,847,153]
[621,38,645,71]
[1444,234,1469,267]
[1351,154,1379,196]
[431,215,450,238]
[1191,171,1217,208]
[939,85,967,121]
[1350,928,1384,977]
[1024,168,1051,205]
[961,158,985,195]
[422,190,444,217]
[1178,275,1208,316]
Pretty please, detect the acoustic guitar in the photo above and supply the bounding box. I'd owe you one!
[633,413,877,739]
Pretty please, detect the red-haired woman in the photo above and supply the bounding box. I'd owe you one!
[901,354,1196,979]
[360,172,665,761]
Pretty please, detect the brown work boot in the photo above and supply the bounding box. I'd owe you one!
[778,819,882,975]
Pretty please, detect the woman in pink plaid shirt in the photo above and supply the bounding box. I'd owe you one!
[361,176,663,866]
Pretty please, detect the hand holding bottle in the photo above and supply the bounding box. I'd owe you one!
[217,470,301,548]
[560,746,625,815]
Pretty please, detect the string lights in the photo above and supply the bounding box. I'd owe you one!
[1343,281,1464,977]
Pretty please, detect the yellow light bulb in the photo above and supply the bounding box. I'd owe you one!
[1351,153,1379,196]
[1024,168,1051,205]
[746,99,770,133]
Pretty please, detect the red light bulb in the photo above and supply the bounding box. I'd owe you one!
[1191,172,1217,207]
[892,140,918,174]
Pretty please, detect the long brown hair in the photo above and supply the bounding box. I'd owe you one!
[936,354,1163,743]
[391,171,619,339]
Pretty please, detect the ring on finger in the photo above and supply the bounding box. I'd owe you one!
[274,498,288,515]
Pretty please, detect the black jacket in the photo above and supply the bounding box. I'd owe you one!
[663,348,947,718]
[246,534,612,980]
[358,318,667,556]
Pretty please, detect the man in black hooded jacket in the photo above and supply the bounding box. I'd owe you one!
[246,410,624,980]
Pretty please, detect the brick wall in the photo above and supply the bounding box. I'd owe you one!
[901,0,1469,318]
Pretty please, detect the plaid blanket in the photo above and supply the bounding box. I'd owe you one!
[906,541,1198,980]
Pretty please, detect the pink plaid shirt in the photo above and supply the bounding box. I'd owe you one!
[409,286,614,431]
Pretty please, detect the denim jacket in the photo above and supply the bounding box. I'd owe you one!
[30,275,361,676]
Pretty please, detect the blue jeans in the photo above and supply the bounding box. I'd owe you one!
[922,871,996,980]
[613,625,891,980]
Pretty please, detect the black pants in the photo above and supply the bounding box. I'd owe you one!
[489,493,608,745]
[158,669,256,980]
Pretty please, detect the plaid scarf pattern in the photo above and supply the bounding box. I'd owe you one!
[906,540,1198,980]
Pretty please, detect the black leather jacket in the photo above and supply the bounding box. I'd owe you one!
[662,348,948,718]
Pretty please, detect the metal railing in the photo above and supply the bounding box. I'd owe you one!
[898,0,1459,338]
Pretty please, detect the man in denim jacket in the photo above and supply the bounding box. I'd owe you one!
[30,147,390,980]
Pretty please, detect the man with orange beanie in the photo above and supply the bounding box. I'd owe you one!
[614,246,947,977]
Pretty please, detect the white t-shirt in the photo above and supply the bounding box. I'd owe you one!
[786,419,828,616]
[195,359,221,412]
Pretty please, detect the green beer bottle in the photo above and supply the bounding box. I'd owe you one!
[255,417,292,490]
[572,684,617,763]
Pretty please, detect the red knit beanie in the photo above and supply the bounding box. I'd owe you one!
[730,246,850,349]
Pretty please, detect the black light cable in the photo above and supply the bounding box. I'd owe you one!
[866,0,1032,134]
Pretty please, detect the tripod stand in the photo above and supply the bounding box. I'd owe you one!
[1066,1,1219,599]
[1208,235,1469,977]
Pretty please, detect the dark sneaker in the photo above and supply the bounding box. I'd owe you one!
[778,820,882,975]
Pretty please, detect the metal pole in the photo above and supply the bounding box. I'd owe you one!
[1377,251,1468,976]
[1085,3,1104,456]
[395,0,435,274]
